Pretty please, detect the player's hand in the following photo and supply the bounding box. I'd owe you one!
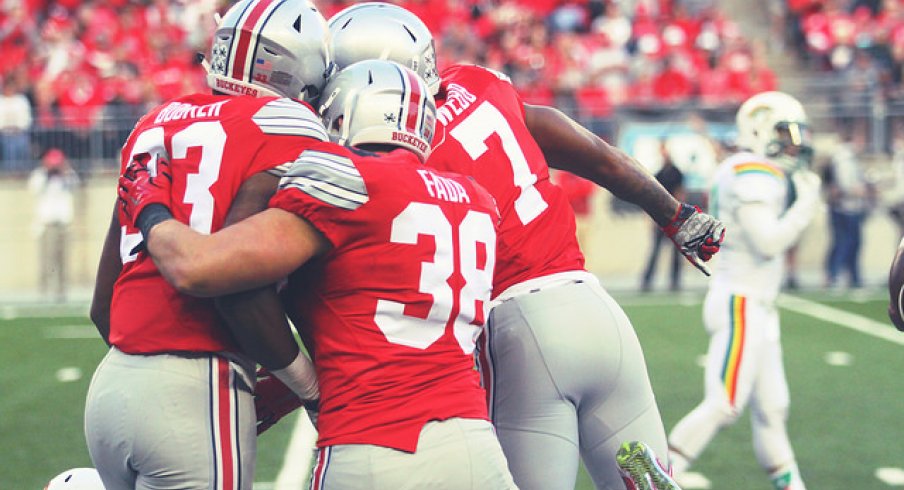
[118,152,173,226]
[789,168,822,209]
[254,368,319,434]
[662,203,726,276]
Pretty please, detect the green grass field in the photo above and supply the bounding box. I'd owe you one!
[2,290,902,489]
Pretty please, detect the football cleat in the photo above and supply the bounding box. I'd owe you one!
[617,441,682,490]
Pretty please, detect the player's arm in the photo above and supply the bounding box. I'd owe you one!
[523,104,724,273]
[89,205,121,345]
[146,207,328,297]
[736,170,821,259]
[214,171,305,369]
[117,154,329,296]
[523,104,678,226]
[887,238,904,331]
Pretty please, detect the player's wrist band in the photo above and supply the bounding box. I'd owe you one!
[136,204,174,239]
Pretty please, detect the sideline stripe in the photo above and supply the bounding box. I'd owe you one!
[776,294,904,346]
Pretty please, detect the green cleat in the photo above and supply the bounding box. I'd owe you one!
[616,441,683,490]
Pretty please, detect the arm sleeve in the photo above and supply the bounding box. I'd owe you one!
[735,197,816,259]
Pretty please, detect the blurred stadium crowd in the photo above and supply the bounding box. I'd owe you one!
[1,0,904,174]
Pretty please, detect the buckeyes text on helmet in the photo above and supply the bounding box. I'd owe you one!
[327,2,440,95]
[319,59,437,163]
[735,91,814,171]
[207,0,331,103]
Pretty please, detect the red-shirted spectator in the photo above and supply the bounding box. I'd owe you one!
[55,68,105,129]
[652,56,694,103]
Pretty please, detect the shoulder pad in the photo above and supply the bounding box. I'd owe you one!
[278,148,369,210]
[253,98,328,141]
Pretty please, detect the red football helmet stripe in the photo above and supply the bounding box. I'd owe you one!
[404,69,423,134]
[231,0,276,81]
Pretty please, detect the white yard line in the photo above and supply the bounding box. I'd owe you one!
[777,294,904,346]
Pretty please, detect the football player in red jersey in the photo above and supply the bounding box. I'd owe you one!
[325,4,723,489]
[85,1,331,488]
[118,60,518,490]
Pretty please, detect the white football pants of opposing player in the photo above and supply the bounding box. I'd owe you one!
[668,289,806,489]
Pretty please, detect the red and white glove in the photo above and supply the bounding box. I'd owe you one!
[117,152,173,227]
[254,368,319,435]
[662,203,725,276]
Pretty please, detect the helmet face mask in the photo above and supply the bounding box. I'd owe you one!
[736,91,813,172]
[206,0,331,102]
[766,121,814,171]
[327,2,440,95]
[319,60,436,162]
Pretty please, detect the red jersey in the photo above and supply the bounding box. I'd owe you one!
[270,143,500,452]
[110,93,327,354]
[429,64,586,297]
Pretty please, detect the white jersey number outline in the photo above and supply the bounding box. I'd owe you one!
[374,202,496,353]
[449,101,548,224]
[120,121,226,263]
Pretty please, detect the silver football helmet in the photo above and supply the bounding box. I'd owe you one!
[45,468,105,490]
[327,2,440,95]
[206,0,331,103]
[319,60,436,162]
[736,91,814,171]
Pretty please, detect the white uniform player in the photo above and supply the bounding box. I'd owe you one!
[667,91,821,490]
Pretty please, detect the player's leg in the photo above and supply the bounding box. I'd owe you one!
[668,292,764,473]
[571,282,669,490]
[749,313,807,490]
[479,289,582,490]
[87,349,257,490]
[85,349,138,489]
[311,418,517,490]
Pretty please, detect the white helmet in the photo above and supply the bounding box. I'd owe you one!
[206,0,331,103]
[736,91,814,170]
[319,60,436,162]
[327,2,440,95]
[45,468,105,490]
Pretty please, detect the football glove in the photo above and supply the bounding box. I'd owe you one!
[117,152,173,227]
[662,203,726,276]
[254,368,320,435]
